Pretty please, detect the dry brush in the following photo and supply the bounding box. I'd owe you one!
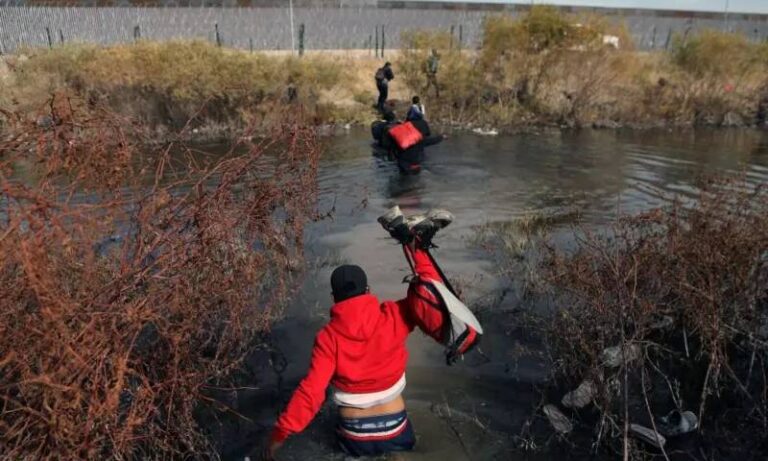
[0,95,322,459]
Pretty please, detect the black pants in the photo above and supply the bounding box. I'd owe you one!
[377,82,389,112]
[397,159,422,175]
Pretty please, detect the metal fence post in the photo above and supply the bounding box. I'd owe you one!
[375,25,379,58]
[381,24,385,58]
[250,37,254,53]
[664,28,672,50]
[59,29,65,44]
[650,25,656,49]
[46,27,53,49]
[134,25,141,42]
[459,24,463,50]
[368,34,372,56]
[450,24,455,49]
[298,23,305,56]
[215,23,221,47]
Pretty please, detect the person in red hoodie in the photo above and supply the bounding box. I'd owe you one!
[264,207,479,459]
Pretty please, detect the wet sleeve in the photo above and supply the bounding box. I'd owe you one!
[422,135,444,147]
[396,245,446,342]
[271,328,336,444]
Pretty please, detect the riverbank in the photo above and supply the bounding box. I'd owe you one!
[2,8,767,144]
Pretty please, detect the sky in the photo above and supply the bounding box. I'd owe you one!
[416,1,768,14]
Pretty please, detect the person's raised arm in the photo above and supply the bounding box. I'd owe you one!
[268,328,336,456]
[422,134,445,147]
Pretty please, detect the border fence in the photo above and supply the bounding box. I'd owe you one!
[0,3,767,54]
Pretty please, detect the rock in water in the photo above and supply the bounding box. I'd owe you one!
[630,424,666,449]
[543,404,573,434]
[561,379,597,409]
[722,111,744,127]
[472,127,499,136]
[600,343,642,368]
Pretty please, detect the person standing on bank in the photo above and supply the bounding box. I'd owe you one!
[375,62,395,112]
[425,49,440,98]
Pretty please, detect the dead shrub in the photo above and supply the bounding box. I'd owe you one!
[498,177,768,457]
[0,95,321,459]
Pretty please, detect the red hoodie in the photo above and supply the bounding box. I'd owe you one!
[271,247,444,443]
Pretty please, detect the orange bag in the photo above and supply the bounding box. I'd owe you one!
[388,122,424,150]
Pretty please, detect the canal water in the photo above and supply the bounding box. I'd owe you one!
[220,128,768,460]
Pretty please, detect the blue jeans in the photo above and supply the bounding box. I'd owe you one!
[337,410,416,457]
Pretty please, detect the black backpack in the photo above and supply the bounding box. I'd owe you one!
[375,67,386,81]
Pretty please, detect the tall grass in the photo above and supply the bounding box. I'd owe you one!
[1,41,345,136]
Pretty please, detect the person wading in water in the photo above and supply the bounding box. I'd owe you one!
[263,207,480,459]
[385,118,446,174]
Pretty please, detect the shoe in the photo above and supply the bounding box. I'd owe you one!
[426,209,454,229]
[406,215,439,248]
[405,214,429,230]
[377,205,404,230]
[378,206,412,244]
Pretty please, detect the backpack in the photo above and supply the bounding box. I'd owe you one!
[375,67,386,82]
[388,122,424,150]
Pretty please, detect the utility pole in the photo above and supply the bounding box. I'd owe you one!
[289,0,296,55]
[724,0,730,31]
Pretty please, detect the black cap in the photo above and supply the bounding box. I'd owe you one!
[331,265,368,302]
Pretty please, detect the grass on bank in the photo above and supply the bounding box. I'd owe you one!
[2,7,768,134]
[397,5,768,128]
[0,41,379,135]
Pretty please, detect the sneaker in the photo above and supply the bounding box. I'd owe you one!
[426,209,454,229]
[405,214,429,231]
[407,215,440,248]
[377,205,404,231]
[378,206,412,244]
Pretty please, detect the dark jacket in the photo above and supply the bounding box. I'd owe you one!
[271,247,444,444]
[371,120,397,146]
[375,66,395,85]
[384,119,443,171]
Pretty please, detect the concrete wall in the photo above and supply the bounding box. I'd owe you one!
[0,2,766,54]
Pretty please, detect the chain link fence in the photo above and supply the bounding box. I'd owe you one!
[0,5,766,54]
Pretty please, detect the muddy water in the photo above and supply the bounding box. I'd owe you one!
[223,128,768,460]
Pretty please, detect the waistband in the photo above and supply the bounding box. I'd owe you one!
[338,410,409,442]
